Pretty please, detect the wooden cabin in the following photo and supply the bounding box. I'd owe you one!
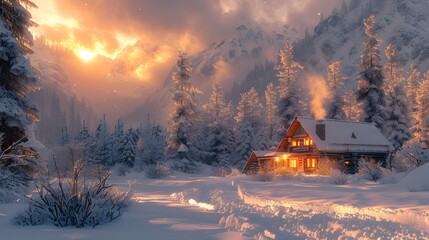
[242,116,394,174]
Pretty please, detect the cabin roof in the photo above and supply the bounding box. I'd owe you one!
[280,116,394,153]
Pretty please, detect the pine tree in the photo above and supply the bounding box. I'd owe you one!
[0,1,39,198]
[0,0,39,150]
[235,87,263,130]
[119,128,137,168]
[59,127,69,146]
[356,15,388,133]
[275,42,303,98]
[383,44,411,150]
[412,71,429,145]
[203,81,227,123]
[326,61,346,120]
[92,116,112,166]
[405,66,420,118]
[166,51,202,172]
[201,82,235,166]
[233,121,255,168]
[74,121,95,161]
[343,90,362,122]
[264,83,277,145]
[111,119,124,164]
[275,42,303,134]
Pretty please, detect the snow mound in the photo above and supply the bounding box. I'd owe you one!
[398,163,429,192]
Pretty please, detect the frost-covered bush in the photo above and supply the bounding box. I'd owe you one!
[275,167,295,179]
[145,162,171,179]
[329,169,347,185]
[392,141,429,171]
[358,159,383,182]
[252,168,275,182]
[214,167,229,177]
[316,157,337,175]
[14,160,131,228]
[379,168,405,184]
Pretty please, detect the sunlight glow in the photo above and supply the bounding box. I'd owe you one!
[74,48,97,62]
[188,199,215,211]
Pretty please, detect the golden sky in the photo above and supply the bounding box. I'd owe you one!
[28,0,342,121]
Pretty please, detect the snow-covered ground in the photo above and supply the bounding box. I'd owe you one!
[0,167,428,240]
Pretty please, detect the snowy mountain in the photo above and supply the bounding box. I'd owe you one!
[126,23,286,124]
[29,41,98,146]
[295,0,429,88]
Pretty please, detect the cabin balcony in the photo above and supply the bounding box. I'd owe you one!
[288,145,314,153]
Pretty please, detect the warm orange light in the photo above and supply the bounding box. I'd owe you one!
[275,157,280,162]
[305,139,309,145]
[289,159,297,168]
[345,160,351,165]
[283,154,287,160]
[292,141,297,147]
[74,49,96,62]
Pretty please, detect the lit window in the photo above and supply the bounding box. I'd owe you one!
[292,141,297,147]
[305,139,310,145]
[289,159,297,168]
[306,158,316,168]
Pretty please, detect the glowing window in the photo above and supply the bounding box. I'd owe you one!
[306,158,317,168]
[292,141,297,147]
[305,139,310,145]
[289,159,297,168]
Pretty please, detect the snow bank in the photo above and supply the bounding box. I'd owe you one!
[398,163,429,192]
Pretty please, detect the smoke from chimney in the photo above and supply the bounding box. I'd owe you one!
[307,74,329,120]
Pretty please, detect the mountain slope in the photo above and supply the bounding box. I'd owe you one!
[126,23,285,124]
[295,0,429,88]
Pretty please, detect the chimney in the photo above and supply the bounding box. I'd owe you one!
[316,123,325,141]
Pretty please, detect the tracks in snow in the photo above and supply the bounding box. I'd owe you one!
[172,179,429,240]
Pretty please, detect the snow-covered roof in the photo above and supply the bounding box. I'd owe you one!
[253,151,289,158]
[282,117,394,153]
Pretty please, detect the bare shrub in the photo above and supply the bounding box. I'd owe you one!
[329,169,347,185]
[358,159,383,182]
[13,157,132,228]
[145,162,171,179]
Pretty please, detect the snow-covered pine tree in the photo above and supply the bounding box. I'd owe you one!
[119,128,137,168]
[405,66,420,120]
[111,119,124,164]
[383,44,411,151]
[0,0,39,198]
[232,88,263,168]
[275,42,304,135]
[59,127,69,146]
[343,90,362,122]
[235,87,263,130]
[92,116,113,166]
[233,121,255,168]
[166,51,202,173]
[201,82,235,166]
[326,61,347,120]
[203,81,226,122]
[135,117,166,170]
[412,70,429,145]
[74,121,95,161]
[264,82,277,146]
[356,15,388,133]
[275,42,304,99]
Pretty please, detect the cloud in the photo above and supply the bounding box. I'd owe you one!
[29,0,342,123]
[31,0,342,56]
